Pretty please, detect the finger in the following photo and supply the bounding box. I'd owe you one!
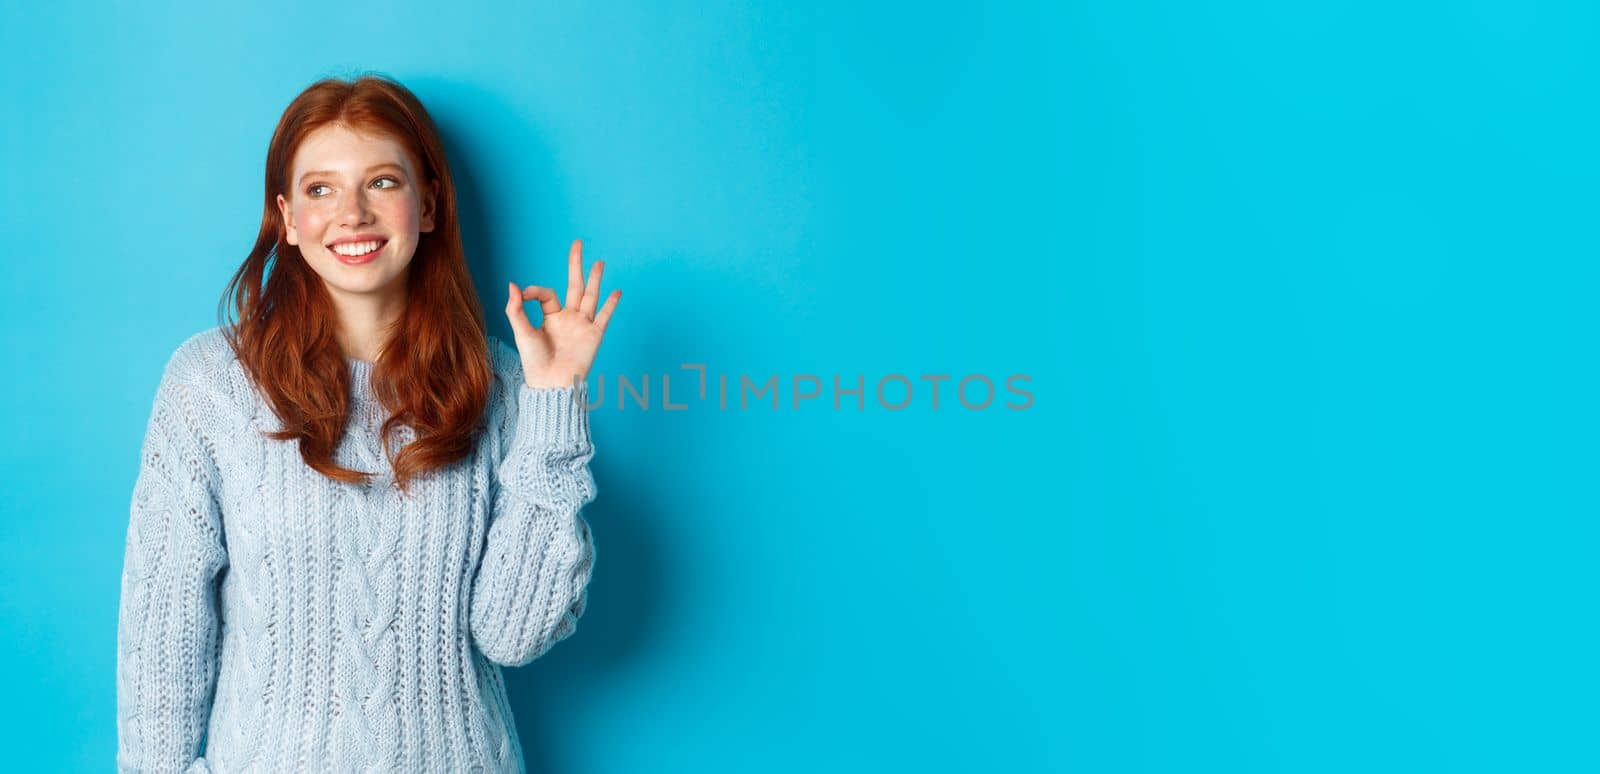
[593,289,622,333]
[579,260,605,320]
[508,282,560,332]
[565,239,586,312]
[506,281,535,334]
[519,283,562,317]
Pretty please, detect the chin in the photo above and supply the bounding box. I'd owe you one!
[321,269,406,295]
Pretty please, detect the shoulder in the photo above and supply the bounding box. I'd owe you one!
[148,326,256,433]
[162,325,238,390]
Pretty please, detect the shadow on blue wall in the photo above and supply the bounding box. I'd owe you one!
[432,78,677,772]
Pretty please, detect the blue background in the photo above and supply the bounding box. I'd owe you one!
[2,1,1595,771]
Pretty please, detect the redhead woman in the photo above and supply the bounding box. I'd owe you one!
[115,73,619,773]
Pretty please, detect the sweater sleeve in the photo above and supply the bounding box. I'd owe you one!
[116,348,228,773]
[468,380,598,667]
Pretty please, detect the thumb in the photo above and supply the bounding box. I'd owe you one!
[506,282,533,334]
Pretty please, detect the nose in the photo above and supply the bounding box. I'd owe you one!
[336,186,374,227]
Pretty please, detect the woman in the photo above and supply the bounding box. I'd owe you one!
[115,73,620,773]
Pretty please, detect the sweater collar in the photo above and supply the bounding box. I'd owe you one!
[345,356,378,408]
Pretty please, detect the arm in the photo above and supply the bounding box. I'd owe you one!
[469,380,598,667]
[116,349,228,772]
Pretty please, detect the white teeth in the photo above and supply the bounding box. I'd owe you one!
[331,240,382,256]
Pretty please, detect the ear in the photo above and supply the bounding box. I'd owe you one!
[276,193,299,246]
[420,179,438,233]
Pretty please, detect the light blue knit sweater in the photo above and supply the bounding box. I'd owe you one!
[116,326,598,773]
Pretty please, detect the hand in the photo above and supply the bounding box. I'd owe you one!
[506,239,621,389]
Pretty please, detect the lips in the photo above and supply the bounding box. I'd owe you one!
[327,232,387,246]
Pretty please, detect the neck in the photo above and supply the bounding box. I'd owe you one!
[326,280,407,362]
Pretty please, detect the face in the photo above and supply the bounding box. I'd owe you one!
[276,123,437,302]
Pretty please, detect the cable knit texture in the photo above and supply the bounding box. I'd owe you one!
[116,326,598,774]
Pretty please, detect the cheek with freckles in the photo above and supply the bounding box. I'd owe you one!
[284,200,335,247]
[283,189,424,249]
[383,196,422,234]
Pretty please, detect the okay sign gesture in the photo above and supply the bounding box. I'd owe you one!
[506,239,622,389]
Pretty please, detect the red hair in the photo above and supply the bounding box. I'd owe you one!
[218,72,492,495]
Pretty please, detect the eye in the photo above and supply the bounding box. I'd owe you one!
[372,176,401,189]
[307,183,331,197]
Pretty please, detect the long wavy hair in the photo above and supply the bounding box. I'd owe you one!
[218,73,493,496]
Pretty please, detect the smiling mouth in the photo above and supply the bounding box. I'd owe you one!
[328,239,388,258]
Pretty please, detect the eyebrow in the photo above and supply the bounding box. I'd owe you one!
[297,162,407,186]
